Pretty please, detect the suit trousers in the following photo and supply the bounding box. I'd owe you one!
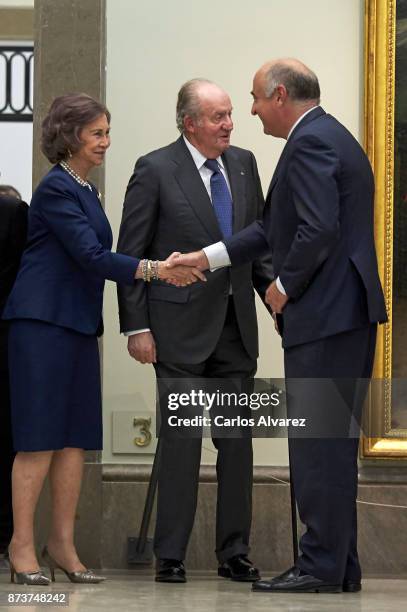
[0,326,14,552]
[284,324,377,583]
[153,298,257,563]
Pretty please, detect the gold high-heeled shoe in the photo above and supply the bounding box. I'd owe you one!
[9,553,50,586]
[41,546,106,583]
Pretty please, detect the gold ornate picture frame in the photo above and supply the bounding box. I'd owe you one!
[363,0,407,457]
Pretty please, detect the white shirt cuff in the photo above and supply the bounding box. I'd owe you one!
[276,277,286,295]
[203,242,231,271]
[123,328,151,336]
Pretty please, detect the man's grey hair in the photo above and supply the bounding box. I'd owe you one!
[264,62,320,103]
[176,78,214,133]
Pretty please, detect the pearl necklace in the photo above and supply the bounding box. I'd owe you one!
[60,161,92,190]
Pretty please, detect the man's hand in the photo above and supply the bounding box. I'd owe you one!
[166,250,209,272]
[128,332,156,364]
[265,280,288,313]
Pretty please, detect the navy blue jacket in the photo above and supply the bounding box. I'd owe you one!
[224,107,387,348]
[3,165,139,336]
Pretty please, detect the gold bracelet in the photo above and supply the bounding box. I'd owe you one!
[142,259,148,282]
[141,259,161,282]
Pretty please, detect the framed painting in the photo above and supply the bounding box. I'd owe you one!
[363,0,407,457]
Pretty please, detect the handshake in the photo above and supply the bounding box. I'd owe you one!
[157,250,288,315]
[132,249,287,365]
[157,250,209,286]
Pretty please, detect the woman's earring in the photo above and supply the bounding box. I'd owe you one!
[68,149,73,158]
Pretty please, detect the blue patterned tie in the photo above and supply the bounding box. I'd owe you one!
[204,159,233,238]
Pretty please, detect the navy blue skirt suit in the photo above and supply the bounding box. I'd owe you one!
[3,165,140,451]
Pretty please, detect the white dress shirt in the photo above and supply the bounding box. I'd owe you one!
[182,135,232,197]
[203,106,320,296]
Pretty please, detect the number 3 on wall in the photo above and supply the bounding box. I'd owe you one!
[133,417,152,448]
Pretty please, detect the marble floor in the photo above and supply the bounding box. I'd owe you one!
[0,572,406,612]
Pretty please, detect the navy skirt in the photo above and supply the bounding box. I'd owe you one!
[8,319,102,452]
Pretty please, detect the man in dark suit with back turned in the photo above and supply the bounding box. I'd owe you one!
[0,186,28,567]
[117,79,274,583]
[173,60,387,593]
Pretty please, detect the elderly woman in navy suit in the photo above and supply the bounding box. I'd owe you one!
[3,93,204,585]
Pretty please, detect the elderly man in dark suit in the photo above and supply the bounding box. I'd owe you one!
[173,59,387,593]
[117,78,274,583]
[0,187,28,567]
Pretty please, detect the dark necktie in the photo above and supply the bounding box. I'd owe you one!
[204,159,233,238]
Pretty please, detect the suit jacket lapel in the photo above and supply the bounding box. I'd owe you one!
[222,148,247,233]
[172,137,223,242]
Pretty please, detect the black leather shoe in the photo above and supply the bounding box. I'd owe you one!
[155,559,186,583]
[252,566,341,593]
[218,555,260,582]
[343,580,361,592]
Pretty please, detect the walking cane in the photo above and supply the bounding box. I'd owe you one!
[288,447,299,563]
[275,315,298,562]
[128,437,162,564]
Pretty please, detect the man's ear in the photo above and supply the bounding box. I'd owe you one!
[184,115,196,134]
[275,84,288,105]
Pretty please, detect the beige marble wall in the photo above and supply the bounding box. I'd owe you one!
[33,0,106,187]
[100,466,407,575]
[0,7,33,39]
[33,463,407,573]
